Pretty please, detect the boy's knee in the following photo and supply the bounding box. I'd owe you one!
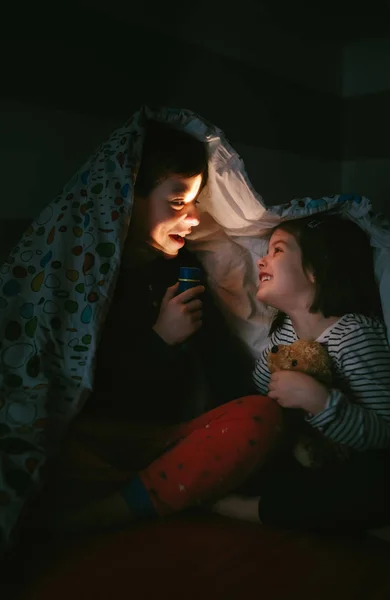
[234,395,282,421]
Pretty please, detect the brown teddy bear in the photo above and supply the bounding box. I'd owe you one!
[268,339,350,469]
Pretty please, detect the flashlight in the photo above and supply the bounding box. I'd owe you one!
[178,266,201,294]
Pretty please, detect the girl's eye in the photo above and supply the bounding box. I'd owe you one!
[273,247,281,254]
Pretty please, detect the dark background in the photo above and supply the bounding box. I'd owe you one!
[1,0,390,258]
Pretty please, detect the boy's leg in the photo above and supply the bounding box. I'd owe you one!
[45,418,181,514]
[136,395,283,515]
[43,395,282,532]
[63,417,178,472]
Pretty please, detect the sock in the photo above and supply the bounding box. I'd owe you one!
[120,475,157,517]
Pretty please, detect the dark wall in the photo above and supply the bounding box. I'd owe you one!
[0,6,343,254]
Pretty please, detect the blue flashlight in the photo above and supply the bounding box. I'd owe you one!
[178,266,201,294]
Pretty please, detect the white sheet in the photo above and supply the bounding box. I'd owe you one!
[178,119,390,356]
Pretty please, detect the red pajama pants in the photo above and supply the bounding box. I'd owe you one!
[138,395,283,515]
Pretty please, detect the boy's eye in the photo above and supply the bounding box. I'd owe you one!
[170,199,200,209]
[170,200,185,209]
[273,247,281,254]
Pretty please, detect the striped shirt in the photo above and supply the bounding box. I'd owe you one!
[252,314,390,451]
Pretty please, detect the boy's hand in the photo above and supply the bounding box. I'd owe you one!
[153,282,205,345]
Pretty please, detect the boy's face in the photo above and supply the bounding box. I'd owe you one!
[133,174,202,257]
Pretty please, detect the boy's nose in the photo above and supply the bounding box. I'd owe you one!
[185,204,200,226]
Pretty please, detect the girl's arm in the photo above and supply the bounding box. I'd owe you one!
[307,321,390,451]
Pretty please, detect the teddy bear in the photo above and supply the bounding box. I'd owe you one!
[267,339,350,469]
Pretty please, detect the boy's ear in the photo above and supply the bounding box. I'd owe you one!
[306,269,316,284]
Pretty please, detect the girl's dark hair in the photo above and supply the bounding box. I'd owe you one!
[134,119,209,197]
[270,214,383,334]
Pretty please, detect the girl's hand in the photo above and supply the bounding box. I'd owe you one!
[268,371,329,415]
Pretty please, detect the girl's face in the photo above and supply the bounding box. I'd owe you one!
[131,174,202,258]
[256,228,316,313]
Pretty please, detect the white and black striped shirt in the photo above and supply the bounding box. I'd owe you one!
[252,314,390,451]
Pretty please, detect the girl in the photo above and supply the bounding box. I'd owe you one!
[213,214,390,531]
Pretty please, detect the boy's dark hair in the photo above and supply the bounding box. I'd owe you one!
[134,119,209,197]
[270,214,383,334]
